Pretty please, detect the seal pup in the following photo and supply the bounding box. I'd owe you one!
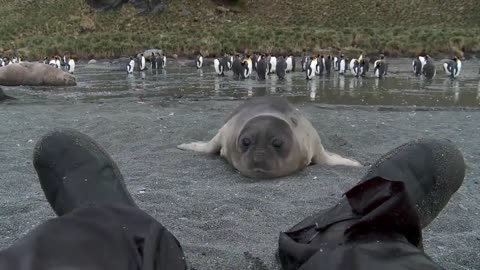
[178,97,361,179]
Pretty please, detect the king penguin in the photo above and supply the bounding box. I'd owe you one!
[306,56,317,80]
[139,54,146,71]
[443,56,462,79]
[223,53,232,71]
[241,56,253,79]
[360,58,369,77]
[161,53,166,69]
[422,55,436,79]
[334,54,342,71]
[374,60,386,78]
[127,57,135,74]
[269,55,277,74]
[251,54,257,71]
[55,56,61,69]
[156,55,162,70]
[214,57,225,76]
[301,51,309,72]
[339,55,346,75]
[276,56,287,80]
[285,55,293,73]
[67,57,75,74]
[350,58,361,77]
[256,55,267,80]
[232,54,242,79]
[324,56,332,74]
[151,52,158,70]
[316,55,324,75]
[412,56,422,76]
[49,56,56,67]
[196,53,203,69]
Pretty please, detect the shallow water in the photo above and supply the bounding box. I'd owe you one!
[2,58,480,108]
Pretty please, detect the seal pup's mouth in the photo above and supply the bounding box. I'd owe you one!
[253,168,268,173]
[249,168,278,179]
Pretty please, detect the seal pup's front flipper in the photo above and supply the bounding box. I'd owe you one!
[312,143,362,167]
[177,132,222,154]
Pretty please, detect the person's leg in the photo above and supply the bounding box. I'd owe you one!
[0,129,186,270]
[279,138,465,270]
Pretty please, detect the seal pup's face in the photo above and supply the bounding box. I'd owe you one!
[233,115,297,179]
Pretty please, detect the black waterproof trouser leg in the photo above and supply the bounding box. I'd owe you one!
[0,205,186,270]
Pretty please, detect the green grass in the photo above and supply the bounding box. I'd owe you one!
[1,0,480,59]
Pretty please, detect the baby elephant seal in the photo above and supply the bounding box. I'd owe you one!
[178,97,362,179]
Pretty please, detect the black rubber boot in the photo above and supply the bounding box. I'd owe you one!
[360,137,465,228]
[279,138,466,270]
[33,129,137,216]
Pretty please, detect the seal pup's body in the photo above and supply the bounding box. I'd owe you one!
[178,97,361,178]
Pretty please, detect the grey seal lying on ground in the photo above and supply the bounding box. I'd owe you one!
[0,62,76,86]
[178,97,362,178]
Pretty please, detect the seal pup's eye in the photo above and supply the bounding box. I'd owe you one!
[242,138,251,147]
[272,138,283,148]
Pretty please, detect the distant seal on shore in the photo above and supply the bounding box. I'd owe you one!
[178,97,362,178]
[0,62,76,86]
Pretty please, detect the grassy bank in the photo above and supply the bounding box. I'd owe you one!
[1,0,480,60]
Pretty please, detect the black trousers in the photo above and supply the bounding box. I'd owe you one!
[0,205,186,270]
[0,179,442,270]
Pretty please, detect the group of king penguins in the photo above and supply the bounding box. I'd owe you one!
[1,54,76,74]
[303,53,389,80]
[203,53,296,80]
[127,52,167,74]
[0,56,22,67]
[412,55,462,80]
[200,51,391,81]
[41,55,76,74]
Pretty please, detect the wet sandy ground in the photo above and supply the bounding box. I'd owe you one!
[0,99,479,269]
[0,58,480,269]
